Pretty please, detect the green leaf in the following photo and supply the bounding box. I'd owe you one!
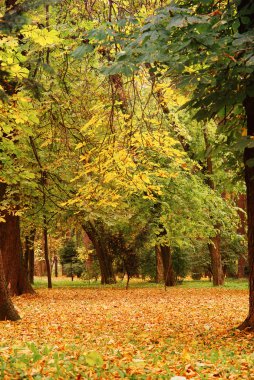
[70,44,94,59]
[42,63,55,74]
[85,351,103,367]
[166,16,188,29]
[246,55,254,67]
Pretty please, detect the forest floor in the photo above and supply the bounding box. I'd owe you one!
[1,285,254,379]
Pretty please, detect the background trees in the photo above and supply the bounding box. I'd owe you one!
[98,0,252,326]
[0,0,250,323]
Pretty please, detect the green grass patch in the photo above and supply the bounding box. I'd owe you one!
[33,276,248,290]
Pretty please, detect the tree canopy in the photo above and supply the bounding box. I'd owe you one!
[0,0,253,324]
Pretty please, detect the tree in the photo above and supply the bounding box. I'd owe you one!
[60,239,83,281]
[0,202,33,296]
[13,0,236,292]
[24,229,36,284]
[156,245,175,287]
[0,0,249,323]
[0,251,20,321]
[83,222,116,284]
[0,0,35,296]
[236,194,248,278]
[102,0,254,326]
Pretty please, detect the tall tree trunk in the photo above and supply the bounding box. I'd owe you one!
[238,95,254,329]
[43,216,52,289]
[0,251,20,321]
[24,229,36,284]
[53,256,58,277]
[236,194,248,278]
[92,238,115,284]
[157,245,176,287]
[208,234,224,286]
[237,0,254,329]
[83,222,116,284]
[203,129,224,286]
[0,214,34,296]
[238,255,248,279]
[0,183,34,296]
[155,245,164,283]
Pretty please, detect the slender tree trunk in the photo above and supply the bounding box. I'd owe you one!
[83,222,116,284]
[236,194,247,278]
[0,251,20,321]
[155,245,164,283]
[54,256,58,277]
[43,216,52,289]
[203,129,224,286]
[24,229,36,284]
[29,242,35,284]
[208,234,224,286]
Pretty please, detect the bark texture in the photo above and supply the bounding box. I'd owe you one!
[83,222,116,284]
[237,0,254,329]
[0,251,20,321]
[157,245,176,287]
[208,235,224,286]
[43,217,52,289]
[0,211,34,296]
[236,194,247,278]
[0,183,34,295]
[24,229,36,284]
[155,245,164,283]
[239,95,254,329]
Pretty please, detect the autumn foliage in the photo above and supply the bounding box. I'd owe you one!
[0,286,253,379]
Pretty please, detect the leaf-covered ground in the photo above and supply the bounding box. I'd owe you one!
[1,287,254,379]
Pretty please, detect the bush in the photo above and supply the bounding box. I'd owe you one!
[172,247,190,280]
[59,239,84,279]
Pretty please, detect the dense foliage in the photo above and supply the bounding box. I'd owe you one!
[0,0,250,293]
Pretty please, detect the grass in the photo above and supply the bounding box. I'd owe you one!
[33,276,249,290]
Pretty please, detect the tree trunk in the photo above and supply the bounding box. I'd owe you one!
[155,245,164,283]
[83,222,116,284]
[236,194,248,278]
[0,187,34,296]
[208,235,224,286]
[43,216,52,289]
[237,0,254,329]
[54,256,58,277]
[203,129,224,286]
[24,229,36,284]
[93,239,116,284]
[0,251,20,321]
[157,245,176,287]
[238,255,248,279]
[238,95,254,329]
